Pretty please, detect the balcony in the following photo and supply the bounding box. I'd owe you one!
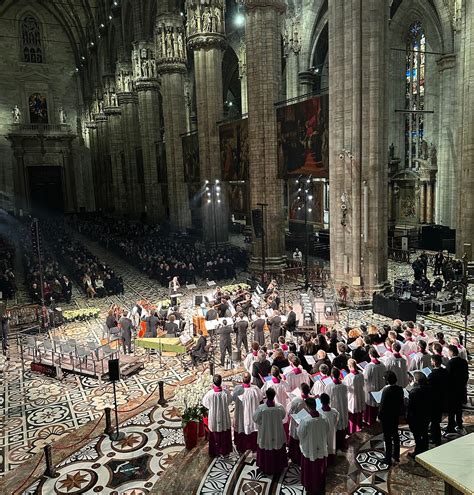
[9,123,73,135]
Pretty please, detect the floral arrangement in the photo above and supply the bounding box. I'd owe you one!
[63,308,100,323]
[157,298,181,309]
[173,374,213,426]
[221,283,250,293]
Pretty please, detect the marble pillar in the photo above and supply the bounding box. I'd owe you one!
[155,13,191,232]
[456,0,474,259]
[420,183,426,223]
[132,41,164,223]
[244,0,286,271]
[116,61,144,215]
[329,0,390,301]
[427,183,434,224]
[85,121,100,211]
[94,111,111,212]
[186,0,228,244]
[436,54,457,228]
[238,39,248,114]
[283,8,302,99]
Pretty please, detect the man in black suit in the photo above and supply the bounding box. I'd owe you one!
[118,311,134,354]
[285,304,297,333]
[407,372,432,457]
[427,354,449,445]
[234,312,249,353]
[164,314,179,337]
[205,305,218,321]
[379,371,404,466]
[216,319,233,368]
[145,311,159,338]
[191,330,207,366]
[445,345,469,433]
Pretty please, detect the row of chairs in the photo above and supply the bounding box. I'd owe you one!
[23,335,119,376]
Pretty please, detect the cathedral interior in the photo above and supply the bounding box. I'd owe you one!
[0,0,473,494]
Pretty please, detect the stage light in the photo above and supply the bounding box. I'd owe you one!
[234,13,245,27]
[113,1,118,5]
[81,56,86,60]
[216,186,221,192]
[308,195,313,200]
[217,192,220,196]
[207,192,211,197]
[208,199,211,203]
[298,188,301,192]
[228,101,233,107]
[307,179,310,183]
[215,179,219,184]
[75,67,79,72]
[308,208,312,212]
[109,14,113,20]
[100,23,105,28]
[180,12,184,16]
[205,179,209,184]
[218,199,221,203]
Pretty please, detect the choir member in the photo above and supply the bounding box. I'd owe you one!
[363,347,387,426]
[297,397,329,495]
[383,341,409,387]
[351,337,369,364]
[415,323,429,341]
[311,350,332,373]
[343,358,365,434]
[407,372,432,457]
[379,370,404,466]
[251,350,272,388]
[332,343,350,372]
[449,337,468,361]
[232,372,265,453]
[325,368,348,449]
[311,363,330,396]
[427,354,449,446]
[400,330,418,361]
[244,342,259,372]
[251,311,266,346]
[262,366,291,414]
[253,388,288,474]
[271,348,290,372]
[445,345,469,434]
[408,340,431,371]
[287,382,311,465]
[286,355,310,390]
[202,374,233,457]
[318,393,339,465]
[431,342,449,366]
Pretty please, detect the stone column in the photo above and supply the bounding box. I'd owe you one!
[436,54,457,228]
[94,107,111,212]
[116,61,144,215]
[85,120,100,210]
[420,182,426,223]
[155,13,191,231]
[427,182,434,224]
[244,0,286,271]
[186,0,228,244]
[132,41,164,223]
[456,0,474,258]
[238,39,248,114]
[283,7,302,99]
[103,74,125,214]
[11,148,28,214]
[329,0,390,301]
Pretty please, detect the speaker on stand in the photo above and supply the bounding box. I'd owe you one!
[108,358,125,441]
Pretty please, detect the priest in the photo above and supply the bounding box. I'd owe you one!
[202,374,233,457]
[297,397,329,495]
[363,347,387,426]
[253,387,287,475]
[232,372,265,453]
[343,358,365,434]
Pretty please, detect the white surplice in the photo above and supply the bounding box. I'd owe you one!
[401,339,418,359]
[286,367,311,390]
[311,375,330,396]
[232,384,265,435]
[363,361,387,407]
[383,353,409,387]
[408,351,432,372]
[262,379,291,421]
[324,381,349,430]
[244,353,258,372]
[342,371,365,414]
[253,402,286,450]
[202,388,232,433]
[318,407,339,455]
[297,414,329,461]
[287,396,307,439]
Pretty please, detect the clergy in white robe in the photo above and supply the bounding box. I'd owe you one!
[400,331,418,364]
[408,340,432,371]
[311,364,331,397]
[202,374,233,456]
[383,341,409,387]
[324,368,348,449]
[450,338,468,361]
[244,343,260,372]
[253,387,288,474]
[363,348,387,426]
[286,356,311,391]
[297,398,329,495]
[318,392,339,465]
[287,382,311,465]
[343,359,365,434]
[232,372,265,453]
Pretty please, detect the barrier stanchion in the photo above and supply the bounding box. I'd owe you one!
[158,380,167,406]
[43,445,59,478]
[104,407,114,437]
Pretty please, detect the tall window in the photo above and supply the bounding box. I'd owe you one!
[22,15,43,63]
[405,21,425,169]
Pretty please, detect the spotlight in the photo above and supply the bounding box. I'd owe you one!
[308,208,312,212]
[81,56,86,60]
[180,11,184,16]
[100,23,105,28]
[228,101,233,107]
[216,186,221,192]
[215,179,219,184]
[205,179,209,184]
[207,199,211,203]
[114,1,118,5]
[306,179,310,183]
[75,67,79,72]
[298,188,301,192]
[308,195,313,200]
[295,179,299,184]
[217,199,221,203]
[109,14,113,20]
[234,13,245,27]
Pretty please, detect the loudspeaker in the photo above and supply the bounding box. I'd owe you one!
[109,359,120,381]
[252,209,264,238]
[461,299,471,317]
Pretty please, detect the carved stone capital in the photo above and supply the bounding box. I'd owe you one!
[104,106,121,116]
[242,0,286,13]
[117,92,139,105]
[187,33,227,51]
[85,121,97,130]
[156,62,187,75]
[134,79,160,91]
[437,53,456,72]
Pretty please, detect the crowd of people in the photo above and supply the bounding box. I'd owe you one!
[0,234,16,300]
[199,319,469,494]
[69,215,248,284]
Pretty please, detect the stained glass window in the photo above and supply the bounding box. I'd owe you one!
[21,15,43,63]
[405,21,425,168]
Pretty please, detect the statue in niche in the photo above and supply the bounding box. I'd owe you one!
[12,105,21,123]
[111,93,117,106]
[202,10,212,32]
[213,7,221,32]
[188,12,196,34]
[141,47,147,58]
[421,139,429,160]
[429,143,437,168]
[58,106,67,123]
[389,142,395,160]
[166,29,173,58]
[99,101,104,113]
[124,75,132,91]
[177,32,184,59]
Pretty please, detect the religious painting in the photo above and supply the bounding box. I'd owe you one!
[228,183,248,215]
[288,180,324,224]
[28,93,48,123]
[182,132,200,183]
[277,94,329,178]
[219,118,249,181]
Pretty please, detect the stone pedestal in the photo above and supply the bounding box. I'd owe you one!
[155,13,191,231]
[132,41,165,223]
[244,0,287,272]
[186,0,228,244]
[328,0,390,302]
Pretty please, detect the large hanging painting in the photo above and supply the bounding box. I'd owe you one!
[28,93,48,123]
[277,94,329,178]
[182,132,200,183]
[219,118,249,181]
[288,180,324,224]
[228,183,248,215]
